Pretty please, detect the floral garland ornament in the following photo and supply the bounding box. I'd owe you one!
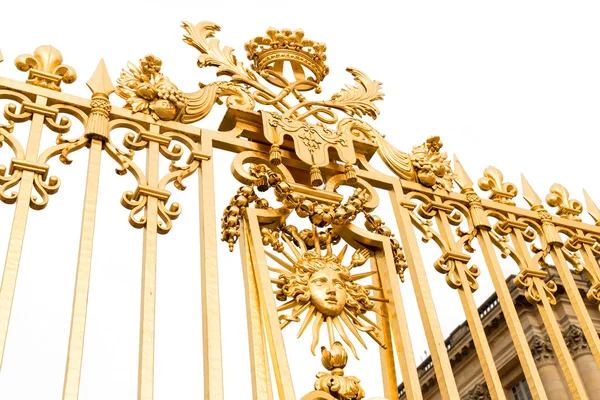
[116,55,187,121]
[410,136,454,191]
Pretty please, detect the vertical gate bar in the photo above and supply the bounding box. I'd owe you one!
[138,124,160,400]
[549,247,600,368]
[370,258,398,400]
[62,60,113,400]
[509,218,588,400]
[244,209,295,400]
[197,137,224,400]
[453,157,548,399]
[375,242,422,400]
[477,230,548,399]
[389,183,460,400]
[239,221,273,400]
[62,139,102,399]
[432,197,505,400]
[0,95,47,368]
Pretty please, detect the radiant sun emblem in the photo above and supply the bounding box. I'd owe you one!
[268,227,387,358]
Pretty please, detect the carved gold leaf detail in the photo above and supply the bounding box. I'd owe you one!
[182,21,257,81]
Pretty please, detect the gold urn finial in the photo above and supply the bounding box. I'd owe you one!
[14,45,77,91]
[244,27,329,90]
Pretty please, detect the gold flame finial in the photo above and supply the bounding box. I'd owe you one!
[521,174,543,208]
[583,189,600,226]
[14,45,76,91]
[87,59,115,97]
[452,155,473,190]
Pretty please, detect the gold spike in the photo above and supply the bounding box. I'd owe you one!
[297,305,316,339]
[281,235,302,261]
[521,174,543,208]
[265,251,294,272]
[276,300,297,312]
[349,270,378,281]
[583,189,600,225]
[86,59,115,96]
[311,313,324,355]
[0,50,3,63]
[453,155,473,190]
[337,244,348,261]
[332,316,359,359]
[313,225,321,256]
[340,312,368,349]
[326,316,335,348]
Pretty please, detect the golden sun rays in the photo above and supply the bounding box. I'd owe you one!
[268,226,387,359]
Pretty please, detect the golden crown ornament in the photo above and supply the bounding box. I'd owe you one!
[245,27,329,90]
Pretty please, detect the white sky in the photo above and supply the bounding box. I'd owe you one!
[0,1,599,399]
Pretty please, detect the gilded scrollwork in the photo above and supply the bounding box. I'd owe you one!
[104,122,203,234]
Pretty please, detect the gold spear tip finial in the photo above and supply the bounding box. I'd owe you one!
[87,59,115,96]
[452,155,473,190]
[583,189,600,225]
[0,49,3,63]
[520,174,542,208]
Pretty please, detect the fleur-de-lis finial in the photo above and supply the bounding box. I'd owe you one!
[14,45,77,91]
[545,184,583,221]
[583,189,600,226]
[478,166,517,205]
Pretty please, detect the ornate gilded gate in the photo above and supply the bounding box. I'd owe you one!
[0,21,599,400]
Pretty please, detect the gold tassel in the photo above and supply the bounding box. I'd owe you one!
[310,165,323,187]
[344,163,357,183]
[269,144,282,165]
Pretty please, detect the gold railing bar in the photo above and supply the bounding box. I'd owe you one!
[432,194,506,400]
[239,222,274,400]
[138,123,160,400]
[245,208,296,399]
[508,214,589,399]
[374,239,423,400]
[370,258,398,400]
[0,95,48,369]
[549,247,600,369]
[476,229,548,399]
[389,183,460,400]
[197,138,225,400]
[62,138,102,400]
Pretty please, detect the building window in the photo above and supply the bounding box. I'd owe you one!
[511,379,533,400]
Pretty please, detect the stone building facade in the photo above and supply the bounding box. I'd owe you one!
[399,267,600,399]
